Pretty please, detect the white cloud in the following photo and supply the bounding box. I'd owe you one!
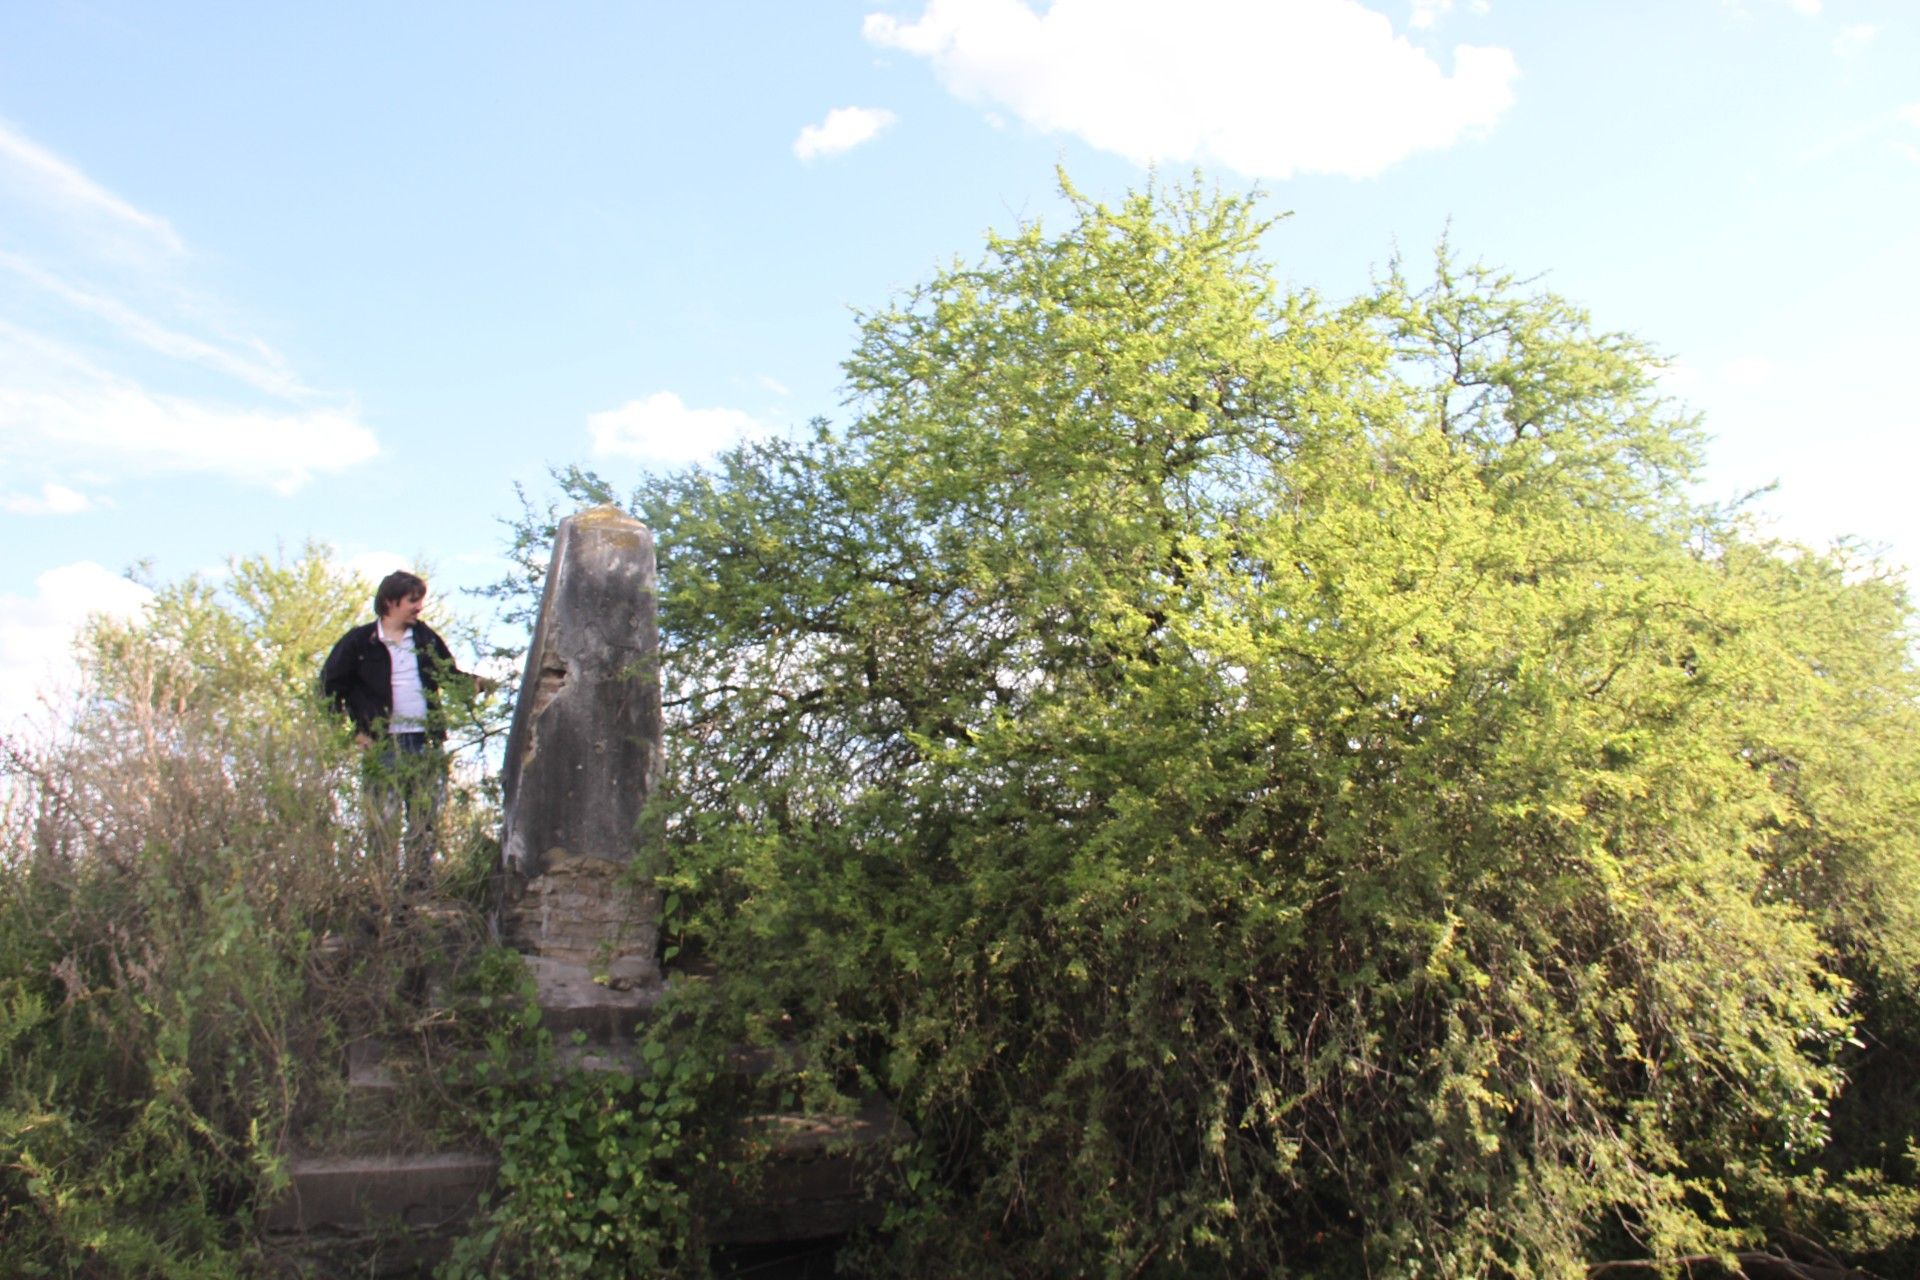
[1724,0,1821,13]
[340,551,409,594]
[1900,105,1920,163]
[1657,355,1775,395]
[0,122,378,499]
[0,118,185,257]
[0,561,152,732]
[755,373,792,396]
[1832,23,1875,56]
[0,383,379,495]
[1,482,95,516]
[588,392,763,465]
[0,249,311,398]
[1410,0,1491,29]
[1719,356,1775,389]
[862,0,1518,179]
[0,326,379,494]
[1652,357,1698,396]
[793,106,899,159]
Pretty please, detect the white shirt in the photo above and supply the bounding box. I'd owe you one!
[381,624,429,733]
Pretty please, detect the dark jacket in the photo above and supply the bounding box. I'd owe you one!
[320,620,465,743]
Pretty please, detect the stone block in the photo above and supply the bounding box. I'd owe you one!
[500,505,662,880]
[261,1150,495,1234]
[523,953,664,1040]
[711,1097,908,1244]
[498,506,664,979]
[500,847,659,982]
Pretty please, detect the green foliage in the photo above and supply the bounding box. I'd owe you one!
[522,178,1920,1277]
[443,1028,717,1280]
[0,544,500,1275]
[84,541,369,729]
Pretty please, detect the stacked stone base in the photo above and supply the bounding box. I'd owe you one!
[261,918,901,1276]
[499,847,659,988]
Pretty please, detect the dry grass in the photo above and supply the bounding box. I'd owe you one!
[0,645,504,1274]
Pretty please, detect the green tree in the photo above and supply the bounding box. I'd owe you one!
[80,542,367,728]
[521,179,1920,1278]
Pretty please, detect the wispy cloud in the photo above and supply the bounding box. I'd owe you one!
[588,391,764,465]
[1789,102,1920,167]
[794,106,899,160]
[1718,356,1776,389]
[1719,0,1821,15]
[1832,23,1875,56]
[1657,354,1777,397]
[1876,103,1919,165]
[0,250,312,398]
[1409,0,1491,30]
[339,550,410,589]
[0,118,186,257]
[0,325,376,494]
[0,482,96,516]
[0,121,378,500]
[863,0,1517,180]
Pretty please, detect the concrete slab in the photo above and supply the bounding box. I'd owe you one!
[261,1150,496,1233]
[346,1037,399,1095]
[524,952,664,1038]
[713,1097,908,1244]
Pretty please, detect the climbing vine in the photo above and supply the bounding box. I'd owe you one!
[439,949,721,1280]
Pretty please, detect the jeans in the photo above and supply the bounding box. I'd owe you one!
[365,732,447,888]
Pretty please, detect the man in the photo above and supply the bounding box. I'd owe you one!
[320,570,478,889]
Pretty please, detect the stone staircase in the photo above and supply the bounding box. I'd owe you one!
[263,508,903,1272]
[260,916,901,1276]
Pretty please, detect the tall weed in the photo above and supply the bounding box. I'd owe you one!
[0,638,492,1275]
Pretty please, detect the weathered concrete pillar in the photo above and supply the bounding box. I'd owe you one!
[499,506,663,988]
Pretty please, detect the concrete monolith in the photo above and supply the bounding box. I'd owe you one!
[498,506,663,987]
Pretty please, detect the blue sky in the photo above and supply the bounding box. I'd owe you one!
[2,0,1916,724]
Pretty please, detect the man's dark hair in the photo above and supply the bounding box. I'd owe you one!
[374,570,428,618]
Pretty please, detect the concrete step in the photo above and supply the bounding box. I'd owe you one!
[261,1149,495,1235]
[343,1028,801,1093]
[716,1095,907,1244]
[523,952,666,1039]
[347,1035,400,1095]
[262,1095,904,1256]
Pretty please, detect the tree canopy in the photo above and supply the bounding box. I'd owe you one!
[526,180,1920,1278]
[80,545,368,727]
